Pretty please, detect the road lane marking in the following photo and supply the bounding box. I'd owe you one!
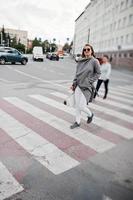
[13,69,68,89]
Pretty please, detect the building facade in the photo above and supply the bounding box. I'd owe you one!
[0,27,28,47]
[73,0,133,69]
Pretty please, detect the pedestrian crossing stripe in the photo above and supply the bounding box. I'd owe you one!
[118,85,133,93]
[95,95,133,111]
[50,92,133,137]
[0,161,23,200]
[101,87,133,99]
[0,109,79,175]
[110,85,133,95]
[2,97,115,153]
[99,87,133,104]
[0,87,133,199]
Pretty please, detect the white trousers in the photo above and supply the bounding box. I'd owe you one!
[75,86,92,124]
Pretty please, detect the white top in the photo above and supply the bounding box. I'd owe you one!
[99,63,111,80]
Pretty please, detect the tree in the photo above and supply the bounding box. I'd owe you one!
[0,25,6,46]
[42,40,49,53]
[51,43,57,52]
[10,36,17,48]
[14,43,25,53]
[7,33,11,46]
[63,41,73,53]
[32,37,42,48]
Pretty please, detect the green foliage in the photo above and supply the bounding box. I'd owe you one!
[10,36,17,47]
[14,43,25,53]
[0,26,8,46]
[26,48,32,54]
[32,37,42,47]
[63,42,72,52]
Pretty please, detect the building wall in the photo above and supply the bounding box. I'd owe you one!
[73,0,133,69]
[0,27,28,47]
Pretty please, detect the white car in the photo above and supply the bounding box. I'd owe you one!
[33,46,44,61]
[75,54,81,62]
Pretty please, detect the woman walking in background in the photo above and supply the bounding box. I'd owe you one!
[94,55,111,99]
[70,43,101,129]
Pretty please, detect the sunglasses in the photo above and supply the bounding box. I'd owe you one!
[83,48,91,52]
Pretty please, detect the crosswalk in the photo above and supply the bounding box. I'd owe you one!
[0,84,133,199]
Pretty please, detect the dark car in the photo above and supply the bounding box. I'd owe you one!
[0,47,28,65]
[46,53,59,61]
[50,53,59,61]
[46,52,52,59]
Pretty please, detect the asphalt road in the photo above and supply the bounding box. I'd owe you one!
[0,55,133,200]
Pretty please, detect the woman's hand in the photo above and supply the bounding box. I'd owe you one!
[70,85,75,91]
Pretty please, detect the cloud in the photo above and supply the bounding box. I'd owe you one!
[0,0,90,44]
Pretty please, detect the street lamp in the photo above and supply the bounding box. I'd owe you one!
[66,38,69,43]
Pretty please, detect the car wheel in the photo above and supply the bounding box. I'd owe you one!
[11,62,16,65]
[21,59,27,65]
[0,57,6,65]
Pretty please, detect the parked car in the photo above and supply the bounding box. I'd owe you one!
[46,52,52,59]
[75,53,81,62]
[32,46,43,61]
[0,47,28,65]
[46,52,59,61]
[50,53,59,61]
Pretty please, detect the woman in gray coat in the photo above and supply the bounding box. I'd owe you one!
[70,44,101,129]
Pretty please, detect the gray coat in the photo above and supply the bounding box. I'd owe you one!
[73,56,101,103]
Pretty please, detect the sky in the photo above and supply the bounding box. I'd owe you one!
[0,0,90,45]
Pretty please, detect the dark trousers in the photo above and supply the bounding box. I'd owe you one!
[94,79,109,98]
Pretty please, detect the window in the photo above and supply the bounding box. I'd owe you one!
[129,14,133,25]
[126,0,129,7]
[126,34,129,43]
[7,50,13,53]
[121,36,124,44]
[123,17,126,27]
[120,1,124,11]
[129,53,133,57]
[114,22,116,30]
[132,33,133,43]
[118,19,121,28]
[116,37,118,44]
[110,24,112,31]
[124,53,127,57]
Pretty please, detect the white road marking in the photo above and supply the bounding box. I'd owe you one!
[96,97,133,111]
[0,161,23,200]
[50,92,133,139]
[4,97,115,153]
[103,92,133,104]
[13,69,67,89]
[0,109,79,175]
[101,88,133,99]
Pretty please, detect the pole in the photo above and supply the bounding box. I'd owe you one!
[1,32,3,45]
[88,28,90,43]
